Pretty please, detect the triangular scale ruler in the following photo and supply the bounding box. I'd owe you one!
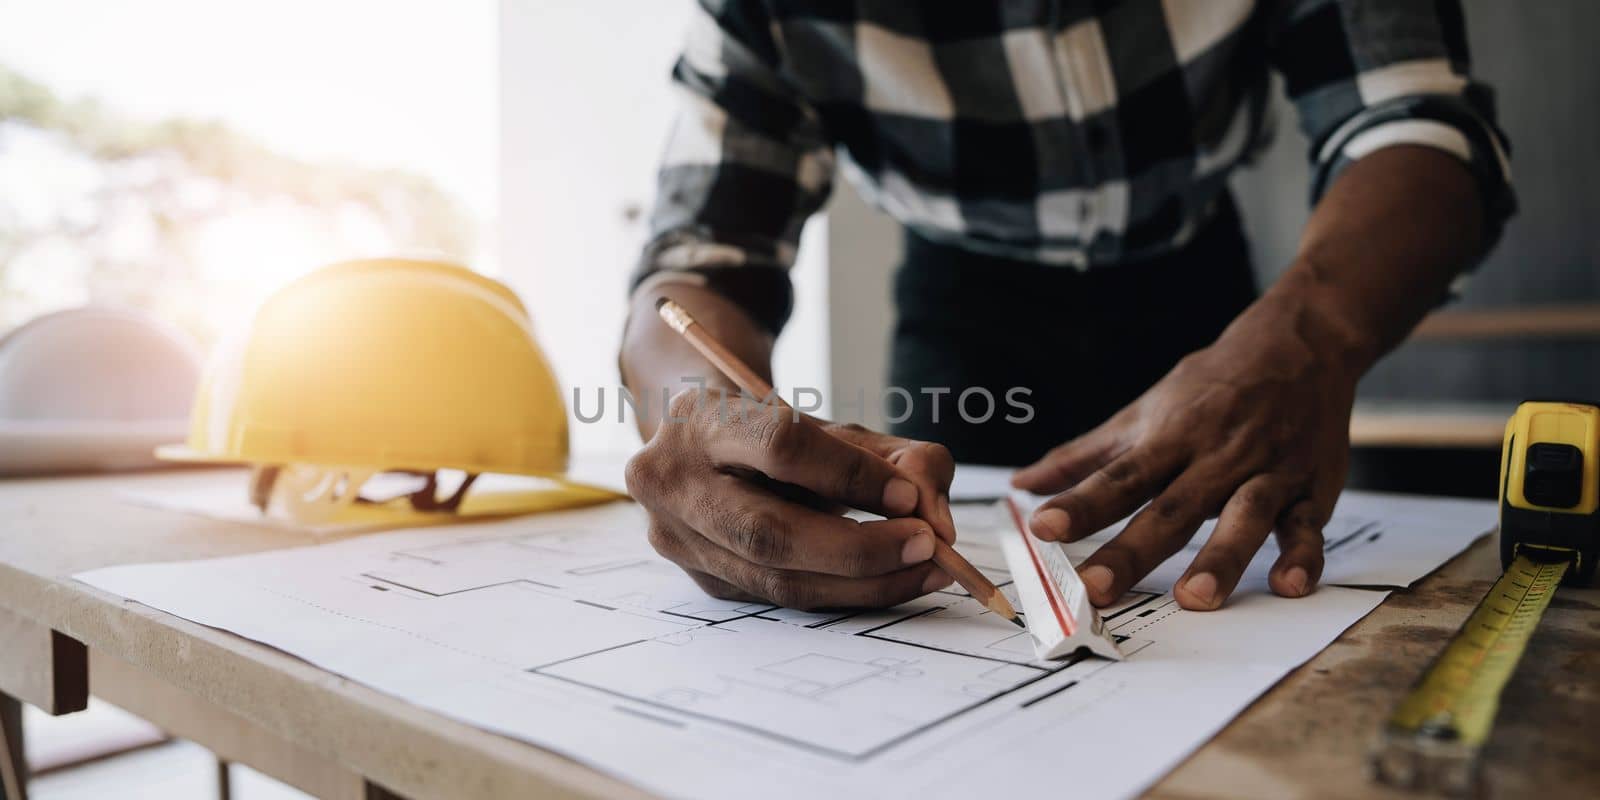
[1000,492,1123,661]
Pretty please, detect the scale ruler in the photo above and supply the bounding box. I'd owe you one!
[1371,554,1569,794]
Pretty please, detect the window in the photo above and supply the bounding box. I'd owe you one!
[0,0,496,346]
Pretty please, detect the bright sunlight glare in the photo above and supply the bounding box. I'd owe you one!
[0,0,496,342]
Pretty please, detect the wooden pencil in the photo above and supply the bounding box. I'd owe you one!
[656,298,1023,627]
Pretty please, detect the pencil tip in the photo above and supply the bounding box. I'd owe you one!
[987,593,1021,627]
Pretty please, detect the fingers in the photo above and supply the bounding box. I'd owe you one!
[887,440,957,542]
[831,426,958,543]
[707,409,920,517]
[668,473,938,578]
[630,399,957,611]
[1076,468,1229,606]
[830,426,956,490]
[1028,444,1186,543]
[1012,427,1121,494]
[655,521,952,611]
[1174,475,1298,610]
[1267,459,1340,598]
[1270,498,1327,598]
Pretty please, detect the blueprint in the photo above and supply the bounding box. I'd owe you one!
[79,490,1495,799]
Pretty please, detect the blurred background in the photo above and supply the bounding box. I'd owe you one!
[1,2,492,797]
[0,0,495,349]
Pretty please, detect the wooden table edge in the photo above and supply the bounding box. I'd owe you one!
[0,562,651,800]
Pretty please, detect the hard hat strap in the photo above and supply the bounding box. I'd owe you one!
[349,470,479,513]
[249,465,281,513]
[403,471,479,513]
[249,466,481,517]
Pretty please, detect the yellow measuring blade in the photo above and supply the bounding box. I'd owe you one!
[1372,554,1569,794]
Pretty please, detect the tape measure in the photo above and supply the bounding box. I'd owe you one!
[1372,400,1597,795]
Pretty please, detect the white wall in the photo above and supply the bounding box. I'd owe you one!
[824,182,901,429]
[499,0,830,457]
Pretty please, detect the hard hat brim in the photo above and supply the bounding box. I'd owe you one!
[155,445,587,487]
[154,443,244,465]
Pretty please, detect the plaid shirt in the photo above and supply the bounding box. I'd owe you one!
[634,0,1514,334]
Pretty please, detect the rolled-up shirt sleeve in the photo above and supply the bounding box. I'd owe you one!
[631,0,835,336]
[1266,0,1515,257]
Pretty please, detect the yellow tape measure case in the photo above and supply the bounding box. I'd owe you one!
[1497,400,1600,586]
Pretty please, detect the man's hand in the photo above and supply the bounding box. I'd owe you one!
[626,389,957,610]
[1013,286,1360,611]
[1013,145,1487,612]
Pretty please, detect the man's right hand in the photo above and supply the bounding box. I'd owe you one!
[625,389,955,610]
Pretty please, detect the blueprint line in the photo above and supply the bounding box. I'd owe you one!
[1020,679,1080,709]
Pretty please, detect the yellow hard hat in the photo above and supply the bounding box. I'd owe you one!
[160,258,608,523]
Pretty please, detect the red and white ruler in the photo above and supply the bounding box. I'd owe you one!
[1001,493,1123,661]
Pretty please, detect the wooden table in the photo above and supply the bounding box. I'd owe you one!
[2,471,1596,799]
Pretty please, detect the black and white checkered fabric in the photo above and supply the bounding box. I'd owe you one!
[634,0,1514,334]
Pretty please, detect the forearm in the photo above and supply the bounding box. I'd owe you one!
[620,282,776,439]
[1252,145,1485,377]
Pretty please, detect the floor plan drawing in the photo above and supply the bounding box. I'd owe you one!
[79,491,1497,799]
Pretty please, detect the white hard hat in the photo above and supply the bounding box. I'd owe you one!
[0,306,201,475]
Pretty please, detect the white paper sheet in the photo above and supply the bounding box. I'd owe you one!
[948,464,1016,502]
[78,491,1494,800]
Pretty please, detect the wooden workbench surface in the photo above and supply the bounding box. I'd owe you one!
[2,470,1596,799]
[1151,534,1600,798]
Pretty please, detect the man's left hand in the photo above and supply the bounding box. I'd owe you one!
[1012,288,1361,611]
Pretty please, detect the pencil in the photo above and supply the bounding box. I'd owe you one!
[656,297,1023,627]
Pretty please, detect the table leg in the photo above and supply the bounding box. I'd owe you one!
[216,757,232,800]
[0,692,26,800]
[364,780,408,799]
